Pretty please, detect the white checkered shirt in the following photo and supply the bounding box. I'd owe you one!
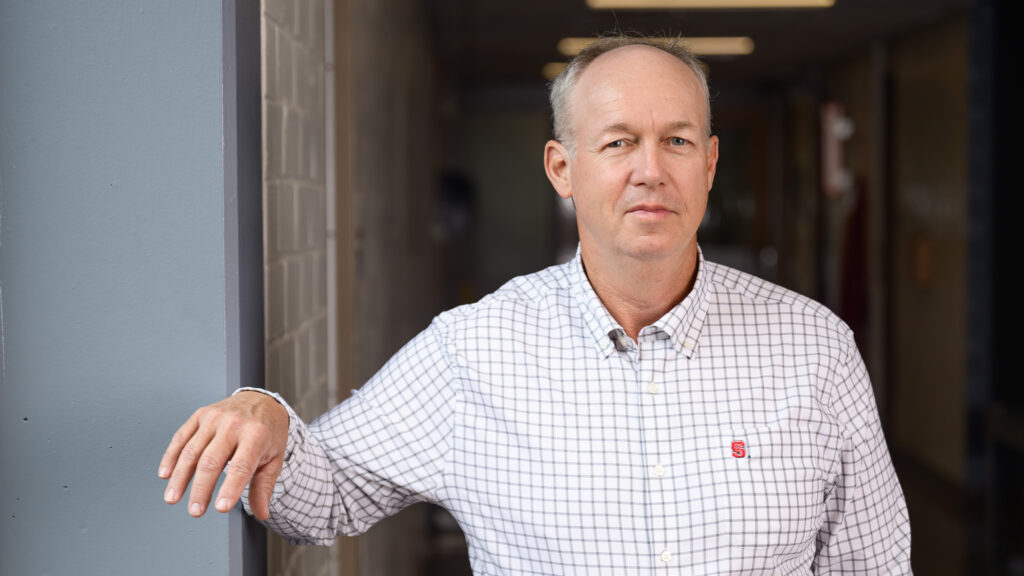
[243,248,912,575]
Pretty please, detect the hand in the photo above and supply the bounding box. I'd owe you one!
[158,391,289,520]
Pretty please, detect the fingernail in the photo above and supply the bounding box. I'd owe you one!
[216,498,231,512]
[189,502,202,517]
[158,466,170,478]
[164,488,178,503]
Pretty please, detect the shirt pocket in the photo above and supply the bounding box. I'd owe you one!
[689,425,837,554]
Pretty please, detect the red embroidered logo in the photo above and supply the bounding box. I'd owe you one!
[731,441,747,458]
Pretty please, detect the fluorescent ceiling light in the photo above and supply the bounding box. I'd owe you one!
[557,36,754,57]
[587,0,833,9]
[542,62,568,81]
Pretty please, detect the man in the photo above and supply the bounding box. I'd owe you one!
[160,37,911,574]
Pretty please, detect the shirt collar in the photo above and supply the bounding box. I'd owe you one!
[569,245,711,359]
[569,248,623,359]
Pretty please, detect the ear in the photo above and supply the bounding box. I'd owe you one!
[544,139,573,200]
[705,135,720,191]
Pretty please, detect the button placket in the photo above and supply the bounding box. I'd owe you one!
[637,331,678,570]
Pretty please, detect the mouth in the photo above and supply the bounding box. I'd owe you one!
[626,204,676,218]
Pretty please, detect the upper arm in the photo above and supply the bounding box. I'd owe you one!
[309,321,460,518]
[814,342,912,574]
[245,320,461,542]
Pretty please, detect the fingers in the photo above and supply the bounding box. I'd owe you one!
[161,411,216,508]
[160,403,237,516]
[212,423,273,514]
[243,457,284,521]
[184,427,239,517]
[159,394,290,518]
[161,413,219,511]
[158,412,200,480]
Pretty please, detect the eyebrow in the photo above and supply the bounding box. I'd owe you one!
[599,120,700,134]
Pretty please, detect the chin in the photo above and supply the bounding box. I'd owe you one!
[622,239,688,262]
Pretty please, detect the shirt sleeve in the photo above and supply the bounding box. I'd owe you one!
[239,319,459,545]
[813,337,913,574]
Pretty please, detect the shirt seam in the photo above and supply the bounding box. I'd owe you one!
[434,315,460,507]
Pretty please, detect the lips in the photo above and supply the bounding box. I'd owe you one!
[626,203,676,216]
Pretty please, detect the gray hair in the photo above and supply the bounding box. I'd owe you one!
[549,35,712,156]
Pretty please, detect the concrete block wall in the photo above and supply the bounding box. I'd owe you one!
[261,0,334,574]
[259,0,443,573]
[342,1,443,575]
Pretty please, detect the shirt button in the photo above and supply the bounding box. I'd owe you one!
[660,549,672,563]
[683,339,695,351]
[653,464,666,478]
[646,382,659,394]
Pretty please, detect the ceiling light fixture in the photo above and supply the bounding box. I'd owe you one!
[557,36,755,57]
[586,0,833,9]
[542,62,568,81]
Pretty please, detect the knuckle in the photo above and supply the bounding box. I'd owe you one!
[221,411,245,430]
[201,406,223,423]
[171,428,190,446]
[227,459,255,478]
[243,421,271,443]
[196,454,224,473]
[179,443,202,463]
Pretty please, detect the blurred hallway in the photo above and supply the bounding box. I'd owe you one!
[269,1,1019,574]
[231,0,1023,573]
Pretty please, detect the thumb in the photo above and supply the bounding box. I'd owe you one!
[249,458,284,521]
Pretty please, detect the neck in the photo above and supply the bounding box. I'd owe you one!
[580,243,699,341]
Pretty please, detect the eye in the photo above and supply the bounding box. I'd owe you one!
[669,136,689,146]
[606,139,626,149]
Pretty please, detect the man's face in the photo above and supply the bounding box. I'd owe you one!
[546,45,719,265]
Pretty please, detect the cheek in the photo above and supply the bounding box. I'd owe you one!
[569,158,635,223]
[572,170,615,208]
[688,185,709,212]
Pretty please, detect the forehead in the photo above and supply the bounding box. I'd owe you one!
[571,45,707,133]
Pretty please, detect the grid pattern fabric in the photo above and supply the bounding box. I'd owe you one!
[242,248,912,575]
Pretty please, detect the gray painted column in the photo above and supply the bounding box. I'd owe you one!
[223,0,268,574]
[1,1,262,574]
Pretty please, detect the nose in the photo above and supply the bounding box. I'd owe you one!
[631,142,664,187]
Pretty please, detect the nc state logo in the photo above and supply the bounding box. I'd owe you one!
[731,441,747,458]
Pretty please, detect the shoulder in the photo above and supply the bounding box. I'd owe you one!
[702,259,854,348]
[432,260,576,337]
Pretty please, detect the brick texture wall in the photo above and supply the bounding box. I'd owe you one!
[260,0,441,573]
[261,0,335,574]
